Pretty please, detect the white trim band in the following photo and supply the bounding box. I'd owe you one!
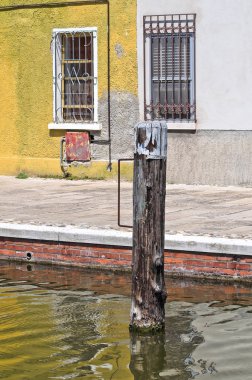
[0,223,252,257]
[48,123,102,131]
[167,122,196,131]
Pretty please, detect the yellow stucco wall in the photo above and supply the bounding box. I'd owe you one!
[0,0,137,178]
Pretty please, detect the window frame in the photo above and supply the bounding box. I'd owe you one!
[48,27,101,131]
[143,14,196,125]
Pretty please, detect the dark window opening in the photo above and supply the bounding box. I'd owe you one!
[144,14,196,122]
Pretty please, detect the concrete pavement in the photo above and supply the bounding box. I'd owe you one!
[0,175,251,239]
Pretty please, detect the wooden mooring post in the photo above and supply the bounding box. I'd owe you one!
[130,121,168,332]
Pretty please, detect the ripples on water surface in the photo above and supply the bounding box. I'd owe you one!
[0,262,252,380]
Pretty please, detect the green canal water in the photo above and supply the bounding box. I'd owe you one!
[0,262,252,380]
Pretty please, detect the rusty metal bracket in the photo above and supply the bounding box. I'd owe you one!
[118,158,133,228]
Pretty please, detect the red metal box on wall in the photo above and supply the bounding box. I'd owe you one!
[65,132,91,162]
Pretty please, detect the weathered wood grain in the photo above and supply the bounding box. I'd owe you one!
[130,121,167,331]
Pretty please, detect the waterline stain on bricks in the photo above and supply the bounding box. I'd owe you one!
[1,237,252,281]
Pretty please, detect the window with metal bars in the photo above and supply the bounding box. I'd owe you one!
[52,28,98,124]
[144,14,196,122]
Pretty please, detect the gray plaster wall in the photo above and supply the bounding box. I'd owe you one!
[91,91,137,161]
[167,131,252,186]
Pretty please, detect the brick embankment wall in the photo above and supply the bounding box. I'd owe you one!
[165,252,252,279]
[0,237,252,280]
[0,238,132,268]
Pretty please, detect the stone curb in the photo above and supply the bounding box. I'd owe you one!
[0,222,251,256]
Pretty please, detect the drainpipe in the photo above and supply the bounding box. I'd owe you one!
[0,0,112,171]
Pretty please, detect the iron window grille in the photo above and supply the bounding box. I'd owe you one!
[52,28,98,124]
[144,14,196,122]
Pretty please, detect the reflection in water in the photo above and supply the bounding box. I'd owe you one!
[0,262,252,379]
[51,293,132,379]
[129,304,204,380]
[130,331,166,379]
[185,302,252,380]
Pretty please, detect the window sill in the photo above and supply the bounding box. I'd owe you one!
[48,123,102,131]
[167,122,196,131]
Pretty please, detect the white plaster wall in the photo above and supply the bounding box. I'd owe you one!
[138,0,252,130]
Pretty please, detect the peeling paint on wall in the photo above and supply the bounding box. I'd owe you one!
[115,43,124,58]
[0,0,138,178]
